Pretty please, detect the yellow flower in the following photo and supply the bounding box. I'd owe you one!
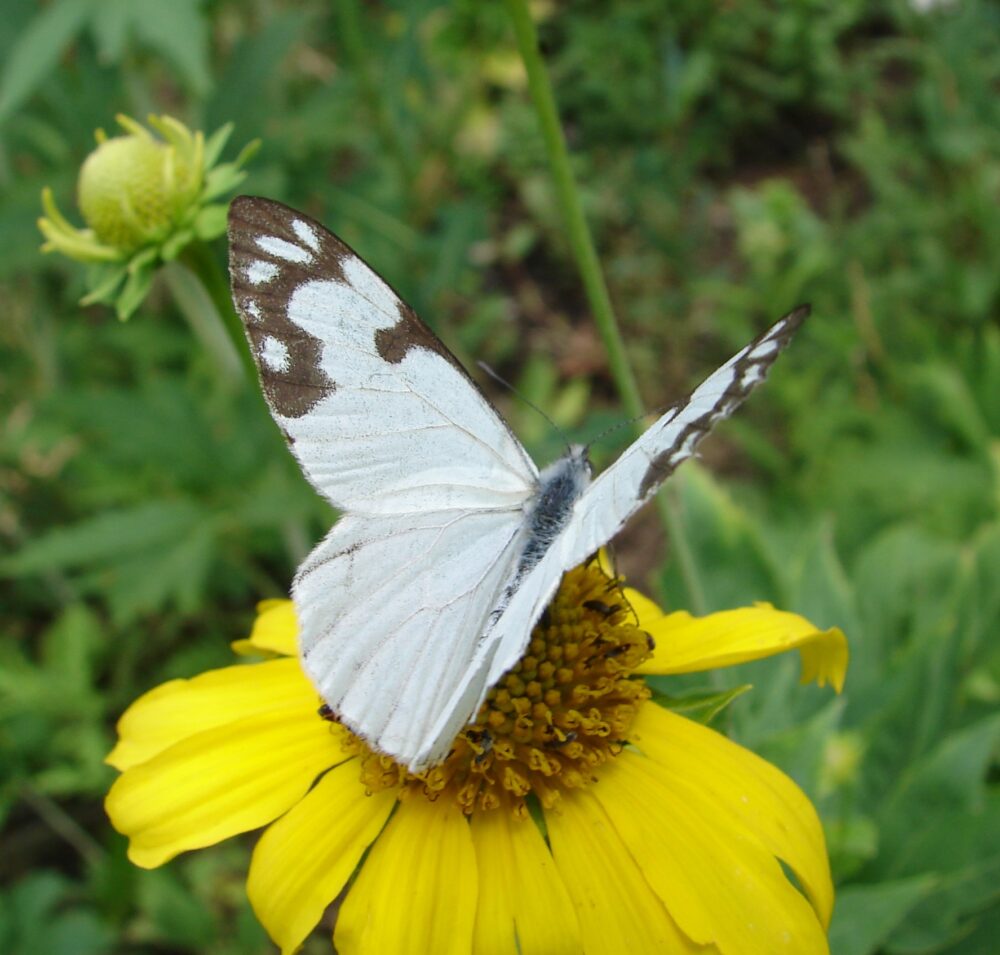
[106,561,847,955]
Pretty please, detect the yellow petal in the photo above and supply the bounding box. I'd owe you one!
[106,658,314,770]
[470,808,582,955]
[638,602,848,692]
[546,789,708,954]
[106,707,347,868]
[247,760,396,955]
[231,599,298,657]
[629,704,834,927]
[335,797,477,955]
[593,750,829,955]
[624,586,666,628]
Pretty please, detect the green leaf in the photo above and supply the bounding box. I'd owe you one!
[0,0,94,124]
[882,713,1000,821]
[201,121,234,169]
[659,465,784,611]
[0,870,112,955]
[137,870,216,949]
[80,262,128,306]
[129,0,211,95]
[102,522,214,624]
[903,362,993,453]
[829,876,937,955]
[114,261,154,319]
[648,683,752,725]
[193,204,228,241]
[1,500,203,574]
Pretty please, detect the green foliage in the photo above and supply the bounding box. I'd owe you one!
[2,1,998,952]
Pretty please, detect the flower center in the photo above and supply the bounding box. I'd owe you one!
[335,561,653,817]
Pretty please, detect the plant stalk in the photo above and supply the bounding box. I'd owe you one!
[174,242,257,384]
[505,0,707,614]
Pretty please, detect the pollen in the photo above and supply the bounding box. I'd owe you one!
[337,561,653,817]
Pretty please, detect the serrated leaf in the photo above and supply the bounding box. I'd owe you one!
[103,523,214,624]
[1,500,202,575]
[41,603,102,691]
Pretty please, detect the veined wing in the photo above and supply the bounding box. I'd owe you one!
[561,306,809,570]
[295,505,527,770]
[228,196,538,514]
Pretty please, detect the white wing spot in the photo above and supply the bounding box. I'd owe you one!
[260,335,290,373]
[244,300,261,322]
[246,260,279,285]
[342,254,400,316]
[256,235,312,264]
[292,219,321,252]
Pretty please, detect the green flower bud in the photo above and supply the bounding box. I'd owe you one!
[78,126,196,252]
[38,113,257,319]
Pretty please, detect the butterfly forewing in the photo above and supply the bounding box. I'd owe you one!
[228,196,538,514]
[559,305,810,570]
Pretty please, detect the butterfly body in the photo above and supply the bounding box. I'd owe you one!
[518,446,591,575]
[228,196,808,771]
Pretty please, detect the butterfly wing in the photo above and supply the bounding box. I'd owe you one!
[228,196,538,513]
[560,306,809,570]
[295,507,528,769]
[228,196,539,769]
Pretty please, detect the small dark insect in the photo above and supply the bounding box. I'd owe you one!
[468,728,494,765]
[317,702,336,721]
[545,730,578,749]
[645,632,656,651]
[583,598,622,617]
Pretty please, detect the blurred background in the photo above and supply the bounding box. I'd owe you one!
[1,1,998,953]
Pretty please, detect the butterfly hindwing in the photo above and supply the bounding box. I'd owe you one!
[295,507,527,767]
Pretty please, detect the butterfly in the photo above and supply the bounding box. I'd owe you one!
[227,196,808,772]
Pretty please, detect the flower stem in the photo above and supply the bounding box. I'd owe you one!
[505,0,643,421]
[504,0,707,614]
[175,242,257,384]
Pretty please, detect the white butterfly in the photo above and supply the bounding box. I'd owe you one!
[228,196,808,772]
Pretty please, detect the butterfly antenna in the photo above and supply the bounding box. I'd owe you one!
[477,361,572,453]
[584,400,676,456]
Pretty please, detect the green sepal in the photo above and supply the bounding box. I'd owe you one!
[648,684,753,725]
